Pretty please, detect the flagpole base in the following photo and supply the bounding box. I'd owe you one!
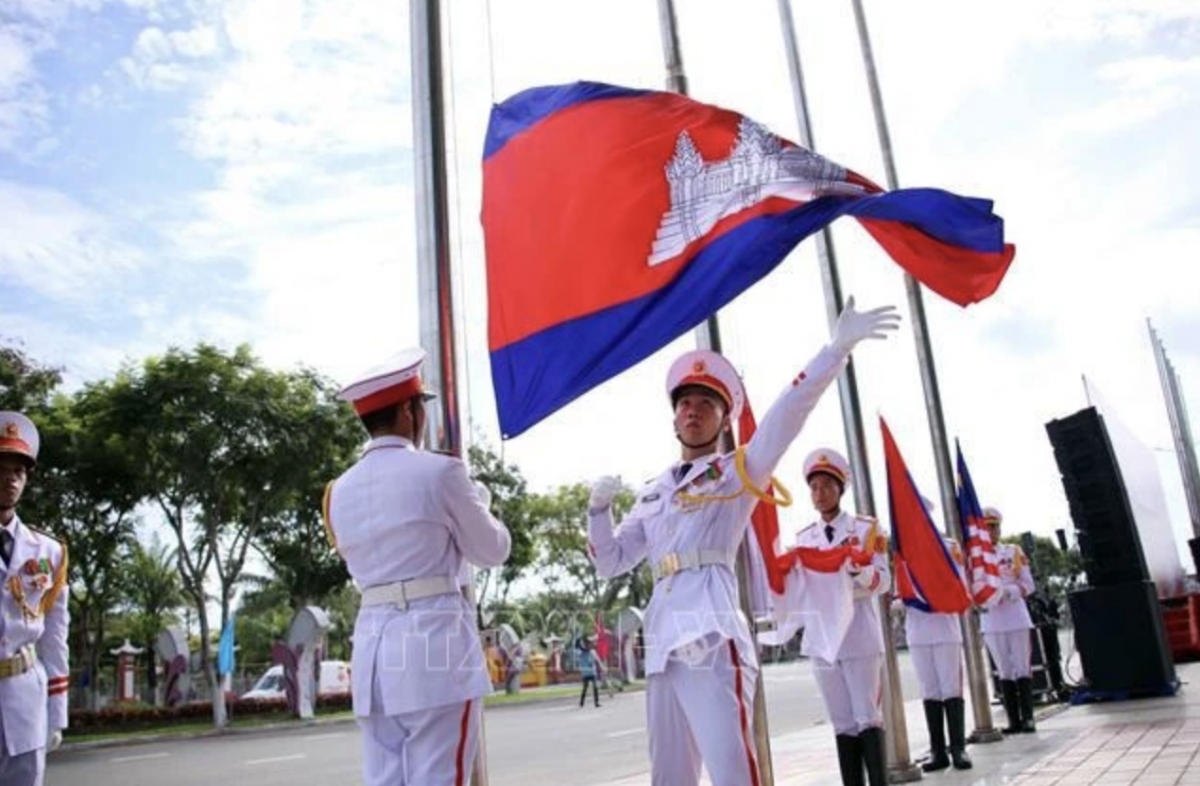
[968,726,1005,744]
[887,762,923,783]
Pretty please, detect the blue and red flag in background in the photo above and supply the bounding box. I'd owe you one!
[483,82,1016,437]
[883,418,970,614]
[955,441,1003,608]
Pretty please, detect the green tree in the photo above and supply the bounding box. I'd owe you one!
[0,339,62,411]
[98,344,346,727]
[532,482,642,609]
[122,536,186,704]
[468,441,538,609]
[251,371,358,610]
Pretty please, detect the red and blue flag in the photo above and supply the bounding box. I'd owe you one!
[882,418,971,613]
[483,82,1016,437]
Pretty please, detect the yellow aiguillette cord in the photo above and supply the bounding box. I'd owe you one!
[675,446,793,508]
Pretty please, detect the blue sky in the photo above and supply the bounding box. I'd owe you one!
[3,0,1200,578]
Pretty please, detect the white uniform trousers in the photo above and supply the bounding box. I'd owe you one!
[358,693,481,786]
[0,718,44,786]
[812,654,884,735]
[647,634,760,786]
[911,643,963,700]
[984,630,1032,680]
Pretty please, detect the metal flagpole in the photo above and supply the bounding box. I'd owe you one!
[411,1,489,783]
[656,2,773,783]
[848,0,1002,746]
[775,3,919,781]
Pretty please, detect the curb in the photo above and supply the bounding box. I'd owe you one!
[56,684,647,754]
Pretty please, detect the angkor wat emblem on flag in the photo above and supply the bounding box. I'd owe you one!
[648,118,865,266]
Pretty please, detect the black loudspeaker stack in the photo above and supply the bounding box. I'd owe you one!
[1045,407,1149,587]
[1046,407,1177,697]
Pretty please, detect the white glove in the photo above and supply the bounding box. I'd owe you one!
[473,480,493,509]
[589,476,622,511]
[1004,585,1022,603]
[831,296,901,354]
[47,729,62,751]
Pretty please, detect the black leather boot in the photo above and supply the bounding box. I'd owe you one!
[859,727,887,786]
[944,697,973,770]
[921,700,950,772]
[1017,677,1038,733]
[1000,679,1021,734]
[835,734,865,786]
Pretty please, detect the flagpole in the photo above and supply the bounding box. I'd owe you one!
[657,3,774,783]
[412,1,490,784]
[776,3,919,781]
[848,0,1002,744]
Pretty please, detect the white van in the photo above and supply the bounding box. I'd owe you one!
[242,660,351,700]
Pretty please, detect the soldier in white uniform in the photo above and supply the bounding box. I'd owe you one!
[589,298,900,786]
[791,449,889,786]
[324,350,512,786]
[978,507,1036,734]
[0,412,69,786]
[903,503,972,772]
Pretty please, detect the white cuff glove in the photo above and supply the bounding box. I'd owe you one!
[473,480,493,509]
[47,729,62,752]
[831,296,901,354]
[589,476,622,511]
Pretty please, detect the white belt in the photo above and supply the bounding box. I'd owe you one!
[360,576,459,608]
[652,549,733,582]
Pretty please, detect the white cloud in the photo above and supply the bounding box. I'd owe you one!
[0,180,142,302]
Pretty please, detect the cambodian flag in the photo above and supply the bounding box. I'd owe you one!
[956,441,1002,608]
[883,418,971,613]
[483,82,1016,438]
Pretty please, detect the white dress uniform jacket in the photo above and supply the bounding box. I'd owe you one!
[794,511,889,661]
[327,436,510,716]
[0,516,69,757]
[979,543,1034,635]
[588,345,845,675]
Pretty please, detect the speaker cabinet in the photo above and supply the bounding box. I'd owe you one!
[1068,582,1176,696]
[1045,407,1149,586]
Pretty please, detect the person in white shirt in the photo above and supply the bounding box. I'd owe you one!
[792,449,890,786]
[978,507,1037,734]
[0,411,69,786]
[588,298,900,786]
[324,349,512,786]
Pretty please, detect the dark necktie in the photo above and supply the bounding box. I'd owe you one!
[0,529,13,566]
[824,524,836,543]
[676,462,692,482]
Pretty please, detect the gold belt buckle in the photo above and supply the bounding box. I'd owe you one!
[658,553,682,579]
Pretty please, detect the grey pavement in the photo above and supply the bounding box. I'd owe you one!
[601,660,1200,785]
[48,658,1199,784]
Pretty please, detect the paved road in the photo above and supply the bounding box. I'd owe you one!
[49,655,925,786]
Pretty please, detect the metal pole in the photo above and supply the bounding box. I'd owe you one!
[411,1,488,783]
[656,2,771,783]
[778,4,918,778]
[848,0,1001,745]
[1150,322,1200,537]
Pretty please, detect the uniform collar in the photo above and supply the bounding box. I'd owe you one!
[669,451,722,488]
[363,435,414,455]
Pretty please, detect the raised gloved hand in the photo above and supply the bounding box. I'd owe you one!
[47,729,62,752]
[831,296,901,354]
[473,480,493,509]
[589,476,622,512]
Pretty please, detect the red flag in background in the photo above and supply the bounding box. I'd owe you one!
[882,418,970,614]
[738,398,790,595]
[593,611,610,662]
